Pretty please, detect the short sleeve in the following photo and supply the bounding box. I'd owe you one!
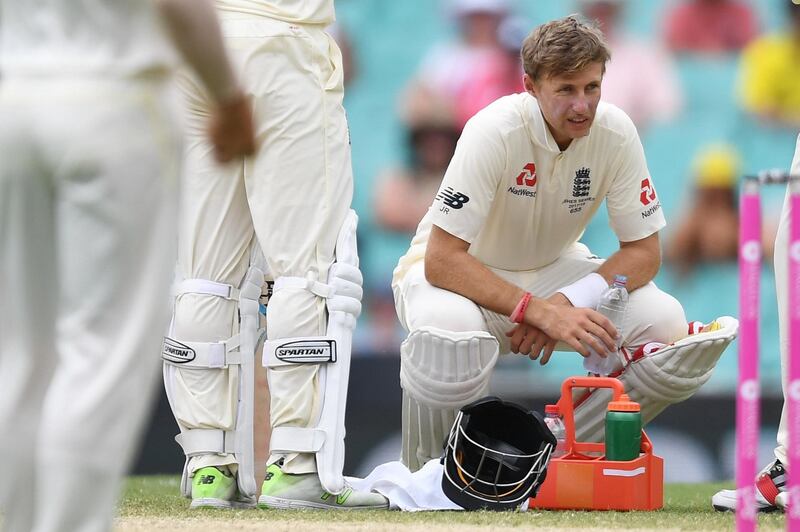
[605,125,666,242]
[427,117,506,243]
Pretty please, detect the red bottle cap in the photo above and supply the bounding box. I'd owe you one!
[545,404,560,415]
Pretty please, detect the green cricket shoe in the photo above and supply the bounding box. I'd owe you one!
[190,466,253,509]
[258,463,389,510]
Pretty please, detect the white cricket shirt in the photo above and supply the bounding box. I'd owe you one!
[393,93,666,283]
[216,0,334,24]
[0,0,175,78]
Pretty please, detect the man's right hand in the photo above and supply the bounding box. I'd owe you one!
[526,301,618,358]
[208,91,256,163]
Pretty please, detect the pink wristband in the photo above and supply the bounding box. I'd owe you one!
[510,292,532,324]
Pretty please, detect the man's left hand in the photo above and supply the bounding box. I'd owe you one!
[505,292,573,364]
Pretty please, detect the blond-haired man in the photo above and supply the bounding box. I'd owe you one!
[392,15,737,471]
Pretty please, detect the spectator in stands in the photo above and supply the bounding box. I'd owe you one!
[666,144,778,276]
[579,0,682,130]
[739,1,800,128]
[412,0,511,128]
[664,0,758,54]
[373,85,459,233]
[453,14,528,128]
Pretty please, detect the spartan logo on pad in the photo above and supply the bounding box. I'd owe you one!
[161,337,196,364]
[275,339,337,364]
[572,167,591,197]
[436,187,470,209]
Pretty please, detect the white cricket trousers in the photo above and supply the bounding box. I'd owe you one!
[773,133,800,466]
[169,14,352,475]
[393,242,688,360]
[0,77,181,532]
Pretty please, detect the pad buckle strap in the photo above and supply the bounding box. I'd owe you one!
[273,273,334,299]
[270,426,326,454]
[178,278,240,300]
[162,335,242,368]
[176,428,237,456]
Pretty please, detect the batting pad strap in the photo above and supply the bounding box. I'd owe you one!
[273,273,334,299]
[263,336,337,367]
[270,426,326,454]
[177,278,240,301]
[176,428,237,456]
[162,335,242,368]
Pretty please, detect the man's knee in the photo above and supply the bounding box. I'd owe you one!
[649,291,687,343]
[628,285,687,345]
[407,302,487,334]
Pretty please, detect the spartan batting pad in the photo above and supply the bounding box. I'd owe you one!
[264,209,361,495]
[400,327,499,472]
[573,316,738,443]
[162,264,265,502]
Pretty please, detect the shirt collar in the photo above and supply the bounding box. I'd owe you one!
[521,92,588,154]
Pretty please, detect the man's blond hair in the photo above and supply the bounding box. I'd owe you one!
[521,15,611,81]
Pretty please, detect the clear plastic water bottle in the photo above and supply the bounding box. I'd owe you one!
[543,404,567,457]
[583,274,628,376]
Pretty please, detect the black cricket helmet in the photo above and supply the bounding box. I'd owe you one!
[441,396,556,511]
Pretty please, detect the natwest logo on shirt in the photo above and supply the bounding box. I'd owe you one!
[436,186,470,214]
[640,178,657,206]
[515,163,537,187]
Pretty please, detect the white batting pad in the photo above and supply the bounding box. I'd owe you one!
[263,209,361,495]
[574,316,738,443]
[162,265,265,501]
[400,327,499,471]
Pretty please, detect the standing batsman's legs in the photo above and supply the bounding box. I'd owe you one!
[218,19,384,508]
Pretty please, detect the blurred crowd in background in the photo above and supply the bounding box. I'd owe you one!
[329,0,799,394]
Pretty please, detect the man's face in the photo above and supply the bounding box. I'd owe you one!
[525,62,604,150]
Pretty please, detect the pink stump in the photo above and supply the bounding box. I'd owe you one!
[738,180,761,532]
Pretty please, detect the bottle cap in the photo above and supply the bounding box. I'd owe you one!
[545,404,559,415]
[613,274,628,286]
[607,393,640,412]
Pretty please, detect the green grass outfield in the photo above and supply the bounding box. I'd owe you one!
[116,476,787,531]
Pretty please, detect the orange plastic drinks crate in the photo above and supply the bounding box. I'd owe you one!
[529,376,663,511]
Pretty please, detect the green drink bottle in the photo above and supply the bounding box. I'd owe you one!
[605,393,642,461]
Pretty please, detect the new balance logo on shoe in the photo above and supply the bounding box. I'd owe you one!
[199,475,216,485]
[320,487,353,505]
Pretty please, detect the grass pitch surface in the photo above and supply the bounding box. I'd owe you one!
[117,476,786,531]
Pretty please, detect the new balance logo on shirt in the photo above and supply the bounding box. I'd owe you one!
[436,187,470,214]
